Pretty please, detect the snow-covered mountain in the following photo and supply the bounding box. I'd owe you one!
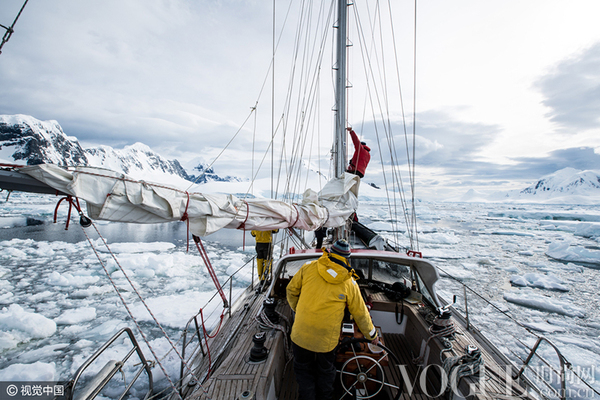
[458,168,600,204]
[519,167,600,196]
[85,143,189,182]
[0,114,233,185]
[187,163,242,184]
[0,115,88,166]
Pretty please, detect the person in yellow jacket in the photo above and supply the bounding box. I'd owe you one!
[251,229,278,281]
[286,239,379,400]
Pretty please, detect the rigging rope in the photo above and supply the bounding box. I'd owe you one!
[77,218,213,400]
[0,0,29,55]
[80,224,187,400]
[193,234,229,308]
[350,1,418,250]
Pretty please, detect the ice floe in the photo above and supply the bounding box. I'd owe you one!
[0,361,56,381]
[510,273,569,292]
[546,240,600,266]
[0,304,57,341]
[55,307,97,325]
[503,290,586,318]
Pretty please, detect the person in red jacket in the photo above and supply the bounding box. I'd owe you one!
[346,127,370,178]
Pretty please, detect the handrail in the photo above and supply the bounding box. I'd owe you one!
[68,328,153,400]
[178,257,257,395]
[513,336,571,400]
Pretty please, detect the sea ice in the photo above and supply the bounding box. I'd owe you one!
[97,241,176,254]
[55,307,97,325]
[0,361,56,381]
[438,265,474,280]
[46,271,100,287]
[0,304,57,339]
[503,290,586,318]
[521,320,567,333]
[510,273,569,292]
[546,240,600,266]
[16,344,70,363]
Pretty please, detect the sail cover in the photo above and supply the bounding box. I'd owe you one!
[19,164,359,236]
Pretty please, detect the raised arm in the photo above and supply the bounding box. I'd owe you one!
[347,127,361,149]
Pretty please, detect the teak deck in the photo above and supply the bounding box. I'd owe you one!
[178,283,534,400]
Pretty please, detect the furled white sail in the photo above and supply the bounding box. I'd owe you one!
[20,164,359,236]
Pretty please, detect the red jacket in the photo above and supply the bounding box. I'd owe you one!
[347,129,371,177]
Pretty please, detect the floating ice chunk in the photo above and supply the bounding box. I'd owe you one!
[518,250,534,256]
[417,232,460,245]
[73,339,95,348]
[510,275,528,287]
[521,320,567,333]
[17,343,69,363]
[510,273,569,292]
[423,248,471,259]
[546,240,600,266]
[366,221,395,231]
[0,279,11,290]
[503,265,521,273]
[0,361,56,381]
[0,247,27,258]
[503,291,586,318]
[79,320,128,340]
[482,301,509,313]
[0,216,27,229]
[71,285,113,298]
[55,307,97,325]
[46,271,99,287]
[438,264,474,280]
[97,242,176,253]
[0,291,14,305]
[0,304,57,339]
[461,263,482,271]
[573,222,600,239]
[130,291,226,329]
[0,331,20,351]
[491,230,535,237]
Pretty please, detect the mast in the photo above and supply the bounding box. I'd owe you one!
[333,0,349,240]
[334,0,348,179]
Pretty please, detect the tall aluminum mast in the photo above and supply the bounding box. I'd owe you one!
[333,0,349,240]
[334,0,348,179]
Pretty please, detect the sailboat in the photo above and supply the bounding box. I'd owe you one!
[1,1,595,400]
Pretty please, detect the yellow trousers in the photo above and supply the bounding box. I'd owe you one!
[257,258,272,281]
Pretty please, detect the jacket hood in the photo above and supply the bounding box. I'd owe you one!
[363,144,371,152]
[317,253,352,284]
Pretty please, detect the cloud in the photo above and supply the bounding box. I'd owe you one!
[360,110,502,168]
[509,147,600,176]
[0,0,273,156]
[358,110,600,191]
[535,42,600,132]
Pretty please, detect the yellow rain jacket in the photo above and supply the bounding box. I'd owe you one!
[287,252,377,353]
[251,230,278,243]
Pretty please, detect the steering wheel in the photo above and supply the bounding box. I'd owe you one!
[335,338,402,400]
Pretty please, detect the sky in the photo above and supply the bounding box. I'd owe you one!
[1,0,600,199]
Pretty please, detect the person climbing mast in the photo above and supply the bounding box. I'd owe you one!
[346,126,371,178]
[251,229,278,281]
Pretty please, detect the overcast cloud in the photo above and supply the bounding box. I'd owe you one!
[2,0,600,196]
[536,42,600,133]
